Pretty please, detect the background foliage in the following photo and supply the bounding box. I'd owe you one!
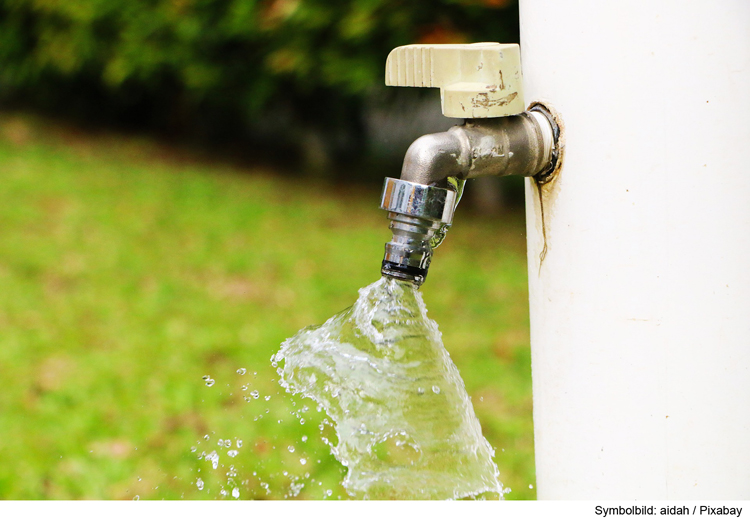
[0,0,518,156]
[0,0,533,500]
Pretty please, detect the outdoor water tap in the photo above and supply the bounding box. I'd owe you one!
[380,43,561,285]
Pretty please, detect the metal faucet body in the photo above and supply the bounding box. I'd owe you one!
[380,107,558,285]
[400,110,555,186]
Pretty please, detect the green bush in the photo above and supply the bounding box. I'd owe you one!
[0,0,518,152]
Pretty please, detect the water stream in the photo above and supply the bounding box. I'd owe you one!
[272,276,503,500]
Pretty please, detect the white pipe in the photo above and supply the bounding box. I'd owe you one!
[520,0,750,499]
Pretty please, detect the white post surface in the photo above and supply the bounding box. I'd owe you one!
[520,1,750,499]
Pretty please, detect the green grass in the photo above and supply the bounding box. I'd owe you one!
[0,114,535,500]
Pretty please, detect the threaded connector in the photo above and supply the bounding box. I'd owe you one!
[379,178,456,286]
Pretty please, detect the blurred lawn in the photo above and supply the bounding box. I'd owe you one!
[0,114,535,500]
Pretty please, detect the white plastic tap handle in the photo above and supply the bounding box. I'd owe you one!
[385,43,525,119]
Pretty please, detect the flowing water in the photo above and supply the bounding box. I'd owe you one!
[272,276,503,500]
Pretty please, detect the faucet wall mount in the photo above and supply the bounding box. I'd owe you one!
[380,43,562,286]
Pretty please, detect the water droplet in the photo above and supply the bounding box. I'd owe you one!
[529,484,534,489]
[250,390,259,399]
[417,387,425,395]
[205,378,215,387]
[133,495,139,501]
[227,450,239,458]
[264,395,271,401]
[236,440,243,448]
[203,434,210,440]
[205,451,219,469]
[301,435,308,443]
[287,446,295,453]
[190,446,196,453]
[196,478,204,491]
[232,487,240,499]
[237,368,247,375]
[241,384,249,391]
[300,458,307,465]
[432,385,441,394]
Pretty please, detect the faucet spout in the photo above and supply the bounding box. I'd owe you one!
[399,109,556,186]
[380,106,560,286]
[399,129,471,185]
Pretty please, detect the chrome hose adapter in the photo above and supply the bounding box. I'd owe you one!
[380,178,456,286]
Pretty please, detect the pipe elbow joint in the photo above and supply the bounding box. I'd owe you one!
[399,128,471,186]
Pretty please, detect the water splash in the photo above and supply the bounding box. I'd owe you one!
[272,277,502,500]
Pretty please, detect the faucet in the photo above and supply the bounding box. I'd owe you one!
[379,43,561,286]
